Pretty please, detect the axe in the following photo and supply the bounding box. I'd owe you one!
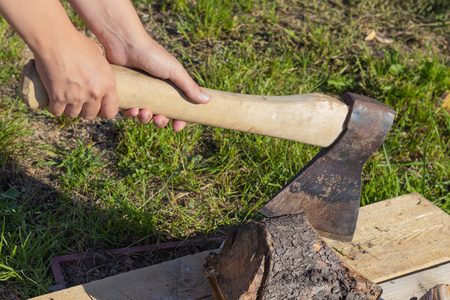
[20,60,395,241]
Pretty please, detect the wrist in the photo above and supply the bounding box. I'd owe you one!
[32,29,90,68]
[94,23,150,61]
[32,27,82,61]
[101,31,161,69]
[68,0,148,60]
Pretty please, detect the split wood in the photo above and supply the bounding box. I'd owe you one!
[204,214,382,299]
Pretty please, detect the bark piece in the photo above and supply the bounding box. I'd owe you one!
[419,284,450,300]
[204,214,382,299]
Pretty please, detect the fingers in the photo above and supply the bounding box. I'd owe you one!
[122,107,139,119]
[122,108,152,124]
[98,89,119,119]
[81,99,102,120]
[153,116,186,132]
[122,108,180,130]
[137,109,152,124]
[64,103,83,119]
[152,115,170,128]
[172,120,187,132]
[46,88,118,121]
[47,99,66,117]
[169,63,210,105]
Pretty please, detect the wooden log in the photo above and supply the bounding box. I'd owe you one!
[204,214,382,300]
[419,284,450,300]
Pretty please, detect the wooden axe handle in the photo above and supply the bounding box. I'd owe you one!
[20,60,349,147]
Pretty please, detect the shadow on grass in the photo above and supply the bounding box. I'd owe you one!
[0,151,227,299]
[0,157,151,298]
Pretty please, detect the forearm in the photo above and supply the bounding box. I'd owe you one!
[68,0,147,53]
[0,0,78,57]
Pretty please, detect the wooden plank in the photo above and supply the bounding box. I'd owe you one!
[30,193,450,299]
[379,262,450,300]
[31,250,214,300]
[324,193,450,283]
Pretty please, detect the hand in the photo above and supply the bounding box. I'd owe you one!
[34,32,119,120]
[66,0,210,130]
[105,36,210,132]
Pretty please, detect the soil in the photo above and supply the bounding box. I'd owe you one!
[61,238,223,288]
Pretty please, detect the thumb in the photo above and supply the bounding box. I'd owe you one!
[169,64,210,105]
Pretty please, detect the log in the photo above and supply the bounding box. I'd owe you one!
[419,284,450,300]
[204,214,382,300]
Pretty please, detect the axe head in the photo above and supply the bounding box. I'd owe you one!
[259,93,395,241]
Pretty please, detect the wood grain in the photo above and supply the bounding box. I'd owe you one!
[20,60,349,147]
[380,263,450,300]
[31,250,214,300]
[324,193,450,283]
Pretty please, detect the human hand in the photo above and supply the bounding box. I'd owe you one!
[34,32,119,120]
[105,36,210,132]
[66,0,210,130]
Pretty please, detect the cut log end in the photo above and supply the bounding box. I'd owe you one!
[204,214,382,300]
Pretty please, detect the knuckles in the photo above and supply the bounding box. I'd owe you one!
[46,77,118,120]
[88,85,104,101]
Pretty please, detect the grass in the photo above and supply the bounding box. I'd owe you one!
[0,0,449,298]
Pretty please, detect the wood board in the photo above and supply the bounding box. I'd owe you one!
[32,250,214,300]
[323,193,450,283]
[31,193,450,300]
[379,262,450,300]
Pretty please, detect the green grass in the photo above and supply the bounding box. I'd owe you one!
[0,0,449,298]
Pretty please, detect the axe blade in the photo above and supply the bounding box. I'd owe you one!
[259,93,395,241]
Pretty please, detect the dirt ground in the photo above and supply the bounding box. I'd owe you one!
[61,238,223,288]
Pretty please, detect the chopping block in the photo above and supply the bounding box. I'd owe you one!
[204,214,382,299]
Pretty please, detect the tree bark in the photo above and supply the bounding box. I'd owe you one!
[204,214,382,300]
[420,284,450,300]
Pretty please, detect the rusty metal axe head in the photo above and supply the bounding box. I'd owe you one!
[259,92,395,241]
